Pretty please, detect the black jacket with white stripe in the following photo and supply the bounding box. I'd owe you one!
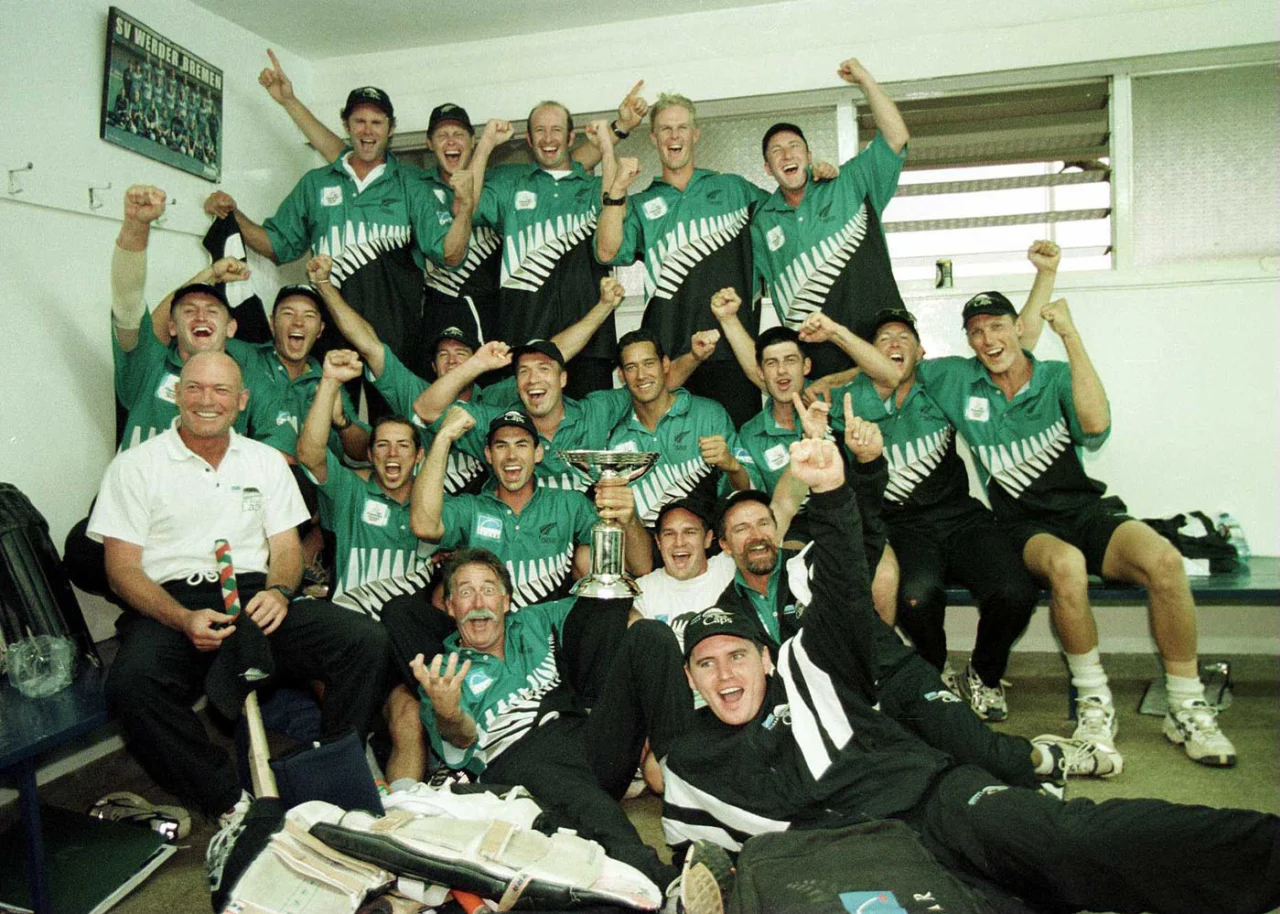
[660,482,951,853]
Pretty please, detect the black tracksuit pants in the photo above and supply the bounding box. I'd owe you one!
[105,576,391,815]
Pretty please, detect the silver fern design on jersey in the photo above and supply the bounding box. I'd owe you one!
[632,457,713,527]
[507,547,575,607]
[774,203,870,327]
[476,639,562,764]
[503,211,598,292]
[425,226,501,295]
[444,450,484,495]
[336,565,434,620]
[319,221,413,287]
[885,427,952,503]
[975,419,1071,496]
[647,207,751,300]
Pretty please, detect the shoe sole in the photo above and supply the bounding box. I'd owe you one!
[681,863,725,914]
[1162,720,1238,768]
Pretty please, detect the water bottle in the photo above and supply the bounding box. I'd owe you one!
[1216,513,1251,561]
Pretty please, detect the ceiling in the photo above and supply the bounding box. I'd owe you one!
[188,0,787,59]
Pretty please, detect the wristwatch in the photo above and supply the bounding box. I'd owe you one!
[602,192,627,207]
[610,119,630,140]
[270,584,296,600]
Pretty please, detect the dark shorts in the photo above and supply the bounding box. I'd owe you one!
[1003,503,1133,577]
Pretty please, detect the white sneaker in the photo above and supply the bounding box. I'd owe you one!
[678,840,734,914]
[1072,695,1118,744]
[1033,734,1123,779]
[88,791,190,841]
[1164,698,1237,767]
[962,665,1009,722]
[206,790,252,891]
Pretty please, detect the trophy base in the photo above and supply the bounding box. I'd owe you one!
[570,573,642,600]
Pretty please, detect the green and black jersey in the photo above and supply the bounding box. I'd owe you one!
[263,151,450,360]
[605,170,767,360]
[438,483,598,606]
[734,404,803,496]
[424,597,576,774]
[831,371,973,519]
[437,387,633,492]
[475,163,612,357]
[605,389,741,526]
[916,354,1111,520]
[305,452,431,619]
[750,134,908,377]
[237,342,365,458]
[368,343,491,494]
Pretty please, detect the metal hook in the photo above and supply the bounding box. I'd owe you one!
[7,162,33,195]
[88,181,113,211]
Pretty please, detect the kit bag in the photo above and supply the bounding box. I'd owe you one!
[1142,511,1239,573]
[728,821,1000,914]
[0,482,99,667]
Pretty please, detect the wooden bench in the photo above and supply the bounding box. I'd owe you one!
[944,556,1280,606]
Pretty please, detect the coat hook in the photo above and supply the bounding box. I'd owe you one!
[89,181,113,210]
[7,162,33,195]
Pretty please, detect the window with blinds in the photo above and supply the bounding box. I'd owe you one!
[872,80,1113,282]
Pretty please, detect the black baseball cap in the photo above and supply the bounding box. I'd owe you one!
[272,284,325,313]
[871,307,919,339]
[487,409,538,444]
[682,606,766,661]
[172,281,229,309]
[656,498,712,532]
[714,489,773,536]
[429,325,481,356]
[342,87,394,120]
[512,339,566,370]
[961,292,1017,326]
[761,122,807,158]
[428,103,474,136]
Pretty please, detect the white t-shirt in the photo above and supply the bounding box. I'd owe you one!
[89,428,308,584]
[634,552,737,625]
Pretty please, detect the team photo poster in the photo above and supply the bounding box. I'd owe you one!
[100,6,223,181]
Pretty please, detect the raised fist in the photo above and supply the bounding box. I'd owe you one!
[125,185,167,223]
[323,349,364,383]
[306,255,334,285]
[709,287,742,321]
[203,190,235,219]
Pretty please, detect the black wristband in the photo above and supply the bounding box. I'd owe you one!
[610,119,630,140]
[602,192,627,207]
[333,413,352,430]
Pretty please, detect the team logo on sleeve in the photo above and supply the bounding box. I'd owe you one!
[965,396,990,422]
[766,225,786,252]
[362,499,390,527]
[764,443,789,471]
[642,197,668,220]
[514,190,537,211]
[466,669,493,695]
[157,373,179,403]
[475,515,503,540]
[321,186,343,207]
[437,211,454,226]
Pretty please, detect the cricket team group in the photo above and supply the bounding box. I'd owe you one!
[75,50,1278,913]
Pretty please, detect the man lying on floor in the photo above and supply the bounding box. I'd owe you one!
[587,437,1280,914]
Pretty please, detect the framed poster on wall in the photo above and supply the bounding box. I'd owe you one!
[99,6,222,181]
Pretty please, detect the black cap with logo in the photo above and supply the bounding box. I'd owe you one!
[428,103,474,136]
[961,292,1017,326]
[342,87,394,120]
[682,606,766,661]
[487,409,538,444]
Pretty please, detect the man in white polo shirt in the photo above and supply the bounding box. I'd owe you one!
[88,352,390,830]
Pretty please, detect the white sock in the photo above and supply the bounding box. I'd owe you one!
[1165,673,1207,707]
[1066,649,1112,705]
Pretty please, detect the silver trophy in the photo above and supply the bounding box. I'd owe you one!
[560,449,659,599]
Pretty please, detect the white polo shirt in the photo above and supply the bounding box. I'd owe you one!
[634,551,736,625]
[89,427,308,585]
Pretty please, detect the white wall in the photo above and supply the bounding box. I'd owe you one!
[0,0,320,639]
[311,0,1278,128]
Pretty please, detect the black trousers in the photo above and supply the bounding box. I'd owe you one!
[891,509,1039,686]
[911,764,1280,914]
[104,577,391,815]
[379,588,456,689]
